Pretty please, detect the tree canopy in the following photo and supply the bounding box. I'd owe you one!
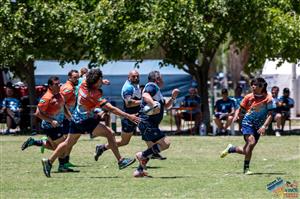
[0,0,299,126]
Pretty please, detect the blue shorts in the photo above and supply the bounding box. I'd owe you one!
[121,118,137,133]
[241,124,260,143]
[138,121,165,142]
[63,119,70,134]
[69,118,99,134]
[43,127,64,141]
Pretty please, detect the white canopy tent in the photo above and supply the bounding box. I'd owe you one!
[262,59,300,117]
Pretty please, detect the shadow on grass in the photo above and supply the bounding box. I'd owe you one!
[228,172,286,176]
[250,172,286,176]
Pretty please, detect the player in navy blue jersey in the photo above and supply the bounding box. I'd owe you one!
[134,71,179,177]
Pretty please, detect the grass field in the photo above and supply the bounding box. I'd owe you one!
[1,135,299,199]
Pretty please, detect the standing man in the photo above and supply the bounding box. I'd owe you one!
[220,77,274,175]
[94,70,166,161]
[134,71,179,177]
[41,69,140,177]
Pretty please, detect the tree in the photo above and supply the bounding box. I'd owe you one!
[0,0,86,129]
[86,0,300,128]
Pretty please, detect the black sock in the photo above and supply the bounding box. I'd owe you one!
[65,155,70,163]
[33,140,43,146]
[244,160,250,172]
[58,158,66,166]
[142,144,161,158]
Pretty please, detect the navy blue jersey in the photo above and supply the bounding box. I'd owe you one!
[215,98,235,113]
[121,80,141,114]
[182,95,201,113]
[140,82,165,126]
[278,96,294,112]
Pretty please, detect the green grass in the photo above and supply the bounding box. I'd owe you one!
[1,135,299,199]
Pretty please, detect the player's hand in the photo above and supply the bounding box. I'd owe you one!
[233,116,239,122]
[127,114,141,124]
[102,79,110,85]
[172,88,180,99]
[50,120,59,128]
[257,126,266,136]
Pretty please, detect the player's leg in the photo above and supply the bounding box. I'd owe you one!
[92,123,135,169]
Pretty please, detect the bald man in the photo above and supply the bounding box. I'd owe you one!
[94,70,166,161]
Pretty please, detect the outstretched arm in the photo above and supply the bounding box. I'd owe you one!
[103,102,140,124]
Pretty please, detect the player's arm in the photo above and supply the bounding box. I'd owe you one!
[63,105,72,121]
[142,92,156,107]
[165,88,180,109]
[257,111,273,136]
[34,107,59,128]
[102,102,140,124]
[124,95,140,107]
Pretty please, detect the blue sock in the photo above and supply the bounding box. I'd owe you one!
[142,144,161,158]
[34,140,43,146]
[228,146,236,153]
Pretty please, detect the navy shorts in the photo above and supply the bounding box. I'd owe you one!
[69,118,99,134]
[43,127,64,141]
[63,119,70,134]
[241,124,260,143]
[121,118,137,133]
[138,121,165,142]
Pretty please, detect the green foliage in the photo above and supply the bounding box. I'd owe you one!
[0,0,85,77]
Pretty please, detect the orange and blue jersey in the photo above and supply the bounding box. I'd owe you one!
[240,93,275,129]
[72,80,108,123]
[37,89,65,129]
[60,80,76,114]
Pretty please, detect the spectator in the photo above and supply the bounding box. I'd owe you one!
[214,88,235,135]
[175,87,202,134]
[271,86,282,136]
[1,84,22,134]
[231,86,244,132]
[277,88,294,135]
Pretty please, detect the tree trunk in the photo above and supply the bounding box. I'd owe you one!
[23,60,36,131]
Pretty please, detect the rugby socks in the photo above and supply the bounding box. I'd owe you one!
[142,144,161,158]
[33,139,43,146]
[244,160,250,172]
[58,157,66,166]
[228,146,236,153]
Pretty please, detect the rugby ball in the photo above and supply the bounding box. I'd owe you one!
[143,101,161,115]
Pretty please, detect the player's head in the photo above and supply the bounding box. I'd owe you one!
[148,70,164,88]
[79,67,88,77]
[250,77,267,94]
[68,70,79,86]
[86,68,103,89]
[48,76,60,94]
[128,70,140,85]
